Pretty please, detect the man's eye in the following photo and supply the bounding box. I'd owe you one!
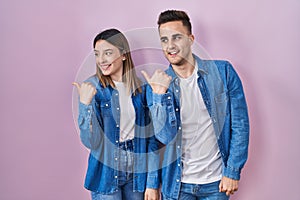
[174,36,182,40]
[94,53,99,57]
[161,39,168,43]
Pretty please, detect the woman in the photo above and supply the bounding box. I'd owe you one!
[73,29,159,200]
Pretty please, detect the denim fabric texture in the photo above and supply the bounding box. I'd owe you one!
[146,55,249,199]
[78,75,160,194]
[91,140,144,200]
[162,181,229,200]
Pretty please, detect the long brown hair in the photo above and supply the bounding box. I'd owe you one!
[93,28,141,95]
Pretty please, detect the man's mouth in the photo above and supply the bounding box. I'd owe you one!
[168,51,179,57]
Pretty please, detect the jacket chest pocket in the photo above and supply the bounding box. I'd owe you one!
[100,100,112,117]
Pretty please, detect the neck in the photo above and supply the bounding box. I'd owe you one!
[172,55,195,78]
[111,69,123,82]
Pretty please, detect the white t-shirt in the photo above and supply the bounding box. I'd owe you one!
[114,81,135,142]
[179,66,222,184]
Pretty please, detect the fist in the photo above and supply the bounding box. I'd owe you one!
[73,82,97,105]
[141,69,172,94]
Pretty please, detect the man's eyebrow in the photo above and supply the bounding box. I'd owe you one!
[172,33,183,37]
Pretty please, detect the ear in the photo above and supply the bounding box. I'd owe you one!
[188,34,195,43]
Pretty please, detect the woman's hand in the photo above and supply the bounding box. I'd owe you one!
[72,82,97,105]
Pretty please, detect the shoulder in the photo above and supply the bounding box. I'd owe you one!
[84,75,106,89]
[84,75,99,86]
[202,59,232,69]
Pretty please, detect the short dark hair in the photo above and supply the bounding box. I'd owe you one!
[157,10,192,34]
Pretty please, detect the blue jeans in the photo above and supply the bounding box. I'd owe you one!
[162,181,229,200]
[91,140,144,200]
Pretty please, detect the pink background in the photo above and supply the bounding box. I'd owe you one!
[1,0,299,199]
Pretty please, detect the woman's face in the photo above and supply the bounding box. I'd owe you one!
[94,40,125,81]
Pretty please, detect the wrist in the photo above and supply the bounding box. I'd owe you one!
[153,87,167,94]
[80,98,91,105]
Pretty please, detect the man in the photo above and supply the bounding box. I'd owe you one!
[142,10,249,199]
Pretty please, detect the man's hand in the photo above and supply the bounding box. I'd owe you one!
[72,82,97,105]
[219,176,239,196]
[141,69,172,94]
[144,188,159,200]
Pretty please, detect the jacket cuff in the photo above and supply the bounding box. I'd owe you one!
[78,102,93,128]
[152,92,172,104]
[146,174,160,189]
[222,165,241,180]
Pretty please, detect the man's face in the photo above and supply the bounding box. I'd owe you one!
[159,21,194,66]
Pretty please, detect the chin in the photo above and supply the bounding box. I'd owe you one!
[100,71,111,76]
[169,58,185,66]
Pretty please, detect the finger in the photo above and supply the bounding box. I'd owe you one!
[226,190,231,196]
[72,82,81,92]
[141,70,151,83]
[219,180,223,192]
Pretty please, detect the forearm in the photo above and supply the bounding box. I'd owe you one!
[78,102,101,149]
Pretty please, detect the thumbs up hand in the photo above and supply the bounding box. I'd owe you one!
[72,82,97,105]
[141,69,172,94]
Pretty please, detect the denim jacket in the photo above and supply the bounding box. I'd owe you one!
[78,75,160,194]
[147,55,249,199]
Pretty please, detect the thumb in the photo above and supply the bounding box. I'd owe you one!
[141,70,151,83]
[72,82,81,93]
[219,178,223,192]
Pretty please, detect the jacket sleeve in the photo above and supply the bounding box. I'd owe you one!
[142,86,161,189]
[146,84,178,145]
[78,99,103,150]
[222,62,250,180]
[77,77,103,150]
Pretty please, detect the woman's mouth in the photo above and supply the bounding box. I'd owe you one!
[100,64,112,71]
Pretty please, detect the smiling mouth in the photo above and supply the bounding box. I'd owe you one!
[168,51,179,57]
[100,64,112,71]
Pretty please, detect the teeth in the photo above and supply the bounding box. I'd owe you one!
[169,52,177,55]
[101,64,111,70]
